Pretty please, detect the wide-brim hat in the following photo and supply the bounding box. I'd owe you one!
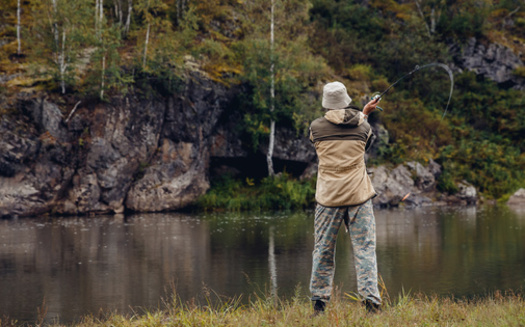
[322,81,352,110]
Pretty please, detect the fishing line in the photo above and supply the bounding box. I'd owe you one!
[372,63,454,120]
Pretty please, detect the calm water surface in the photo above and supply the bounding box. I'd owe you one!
[1,206,524,324]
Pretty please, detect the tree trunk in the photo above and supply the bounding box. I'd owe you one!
[143,23,150,69]
[114,0,122,24]
[52,0,59,54]
[176,0,181,21]
[125,0,132,35]
[59,29,67,94]
[100,54,106,99]
[17,0,21,55]
[430,8,436,34]
[414,0,431,37]
[99,0,104,26]
[118,0,123,25]
[95,0,99,34]
[267,0,276,177]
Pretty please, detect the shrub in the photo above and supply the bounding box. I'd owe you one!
[197,173,316,212]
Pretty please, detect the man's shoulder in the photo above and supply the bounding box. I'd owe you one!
[310,116,328,130]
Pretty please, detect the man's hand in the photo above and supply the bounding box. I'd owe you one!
[363,97,380,116]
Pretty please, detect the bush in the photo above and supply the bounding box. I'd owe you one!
[197,173,316,212]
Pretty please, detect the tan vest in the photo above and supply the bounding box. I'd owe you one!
[310,109,376,207]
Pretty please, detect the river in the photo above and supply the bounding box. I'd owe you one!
[1,205,524,324]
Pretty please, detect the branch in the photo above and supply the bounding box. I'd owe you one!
[65,101,82,123]
[414,0,431,37]
[501,6,521,29]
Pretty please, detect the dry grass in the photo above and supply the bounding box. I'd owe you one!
[38,289,524,327]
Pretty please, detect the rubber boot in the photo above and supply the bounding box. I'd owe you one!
[364,299,381,314]
[311,299,326,317]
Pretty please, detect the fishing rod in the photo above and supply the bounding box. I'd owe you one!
[371,63,454,119]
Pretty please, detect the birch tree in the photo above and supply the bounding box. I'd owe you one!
[49,0,69,93]
[414,0,444,36]
[267,0,276,176]
[84,23,126,99]
[30,0,93,94]
[134,0,171,72]
[143,22,150,69]
[238,0,327,177]
[95,0,104,38]
[176,0,187,25]
[17,0,21,55]
[125,0,132,35]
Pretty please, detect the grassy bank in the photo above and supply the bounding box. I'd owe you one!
[33,291,524,327]
[196,173,316,212]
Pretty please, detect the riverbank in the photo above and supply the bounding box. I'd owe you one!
[34,291,523,327]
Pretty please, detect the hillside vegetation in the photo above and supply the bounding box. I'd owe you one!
[1,0,525,200]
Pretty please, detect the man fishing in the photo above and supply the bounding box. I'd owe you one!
[309,81,381,316]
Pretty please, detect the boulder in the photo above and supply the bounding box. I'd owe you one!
[507,188,525,206]
[455,180,478,205]
[369,160,440,208]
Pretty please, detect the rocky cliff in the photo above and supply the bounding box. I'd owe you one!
[0,73,233,217]
[2,36,523,217]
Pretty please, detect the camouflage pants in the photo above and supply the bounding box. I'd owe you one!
[310,199,381,305]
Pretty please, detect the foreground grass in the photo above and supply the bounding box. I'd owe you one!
[48,291,525,327]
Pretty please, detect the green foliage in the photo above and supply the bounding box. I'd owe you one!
[197,173,316,212]
[82,25,132,99]
[233,0,327,150]
[513,66,525,78]
[427,71,525,198]
[27,0,95,93]
[437,0,490,39]
[438,136,525,199]
[436,169,459,194]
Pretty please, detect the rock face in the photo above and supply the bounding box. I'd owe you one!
[451,37,525,89]
[0,73,234,217]
[0,99,75,217]
[59,96,166,215]
[125,77,231,212]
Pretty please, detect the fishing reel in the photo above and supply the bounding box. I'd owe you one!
[370,92,384,111]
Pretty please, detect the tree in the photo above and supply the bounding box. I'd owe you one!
[17,0,21,55]
[133,0,171,71]
[125,0,132,35]
[267,0,276,176]
[414,0,443,37]
[29,0,94,94]
[237,0,327,177]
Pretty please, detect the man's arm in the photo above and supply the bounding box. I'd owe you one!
[362,97,381,119]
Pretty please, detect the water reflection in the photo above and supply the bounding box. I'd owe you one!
[0,206,524,324]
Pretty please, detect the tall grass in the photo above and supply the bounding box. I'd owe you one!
[51,289,525,327]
